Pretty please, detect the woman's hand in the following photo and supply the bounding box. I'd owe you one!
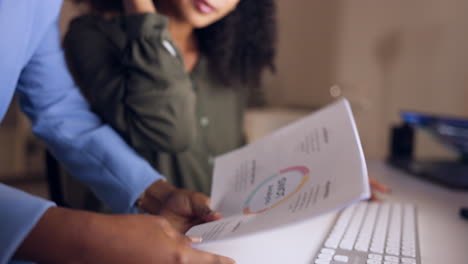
[123,0,157,14]
[369,177,391,201]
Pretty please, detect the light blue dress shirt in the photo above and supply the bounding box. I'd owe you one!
[0,1,163,262]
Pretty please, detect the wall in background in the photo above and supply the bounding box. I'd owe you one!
[266,0,468,159]
[264,1,340,107]
[2,0,468,178]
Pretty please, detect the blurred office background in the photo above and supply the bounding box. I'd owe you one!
[2,0,468,196]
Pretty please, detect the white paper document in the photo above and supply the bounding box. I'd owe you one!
[186,98,370,244]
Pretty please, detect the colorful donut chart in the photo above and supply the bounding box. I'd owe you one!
[243,166,309,215]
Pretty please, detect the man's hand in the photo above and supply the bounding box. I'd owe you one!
[15,207,234,264]
[138,179,222,232]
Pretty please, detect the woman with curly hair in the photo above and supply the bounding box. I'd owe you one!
[64,0,276,196]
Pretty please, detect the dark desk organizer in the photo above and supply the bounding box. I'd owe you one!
[388,112,468,190]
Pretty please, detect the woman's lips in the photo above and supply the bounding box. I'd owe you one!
[193,0,216,14]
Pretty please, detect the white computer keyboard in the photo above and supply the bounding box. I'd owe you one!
[313,202,420,264]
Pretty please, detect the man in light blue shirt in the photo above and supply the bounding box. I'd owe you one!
[0,1,232,263]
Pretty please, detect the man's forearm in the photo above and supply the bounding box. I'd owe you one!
[14,207,94,263]
[14,206,237,264]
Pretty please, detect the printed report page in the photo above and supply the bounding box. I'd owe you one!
[186,99,370,243]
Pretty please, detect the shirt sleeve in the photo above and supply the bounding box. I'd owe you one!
[63,14,196,154]
[16,6,163,214]
[0,184,55,264]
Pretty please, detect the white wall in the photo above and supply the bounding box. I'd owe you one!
[265,1,339,107]
[267,0,468,159]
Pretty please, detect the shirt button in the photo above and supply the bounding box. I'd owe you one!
[200,116,210,127]
[161,39,177,57]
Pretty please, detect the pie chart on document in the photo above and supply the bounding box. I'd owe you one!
[243,166,310,215]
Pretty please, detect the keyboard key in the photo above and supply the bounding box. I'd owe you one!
[368,254,383,261]
[333,255,349,263]
[386,248,399,256]
[315,259,330,264]
[320,248,335,255]
[339,242,353,250]
[355,244,368,252]
[401,257,417,264]
[384,256,399,262]
[370,246,384,254]
[325,239,339,249]
[402,249,416,257]
[318,253,332,260]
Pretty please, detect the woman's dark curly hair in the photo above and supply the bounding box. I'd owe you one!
[73,0,276,87]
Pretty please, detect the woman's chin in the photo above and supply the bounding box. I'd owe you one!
[189,18,216,28]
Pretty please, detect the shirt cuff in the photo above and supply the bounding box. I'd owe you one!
[0,184,55,264]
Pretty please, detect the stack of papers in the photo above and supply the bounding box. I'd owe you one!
[186,99,370,263]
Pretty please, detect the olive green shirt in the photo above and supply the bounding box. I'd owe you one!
[64,13,247,195]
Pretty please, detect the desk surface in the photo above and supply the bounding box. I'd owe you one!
[197,160,468,264]
[368,161,468,264]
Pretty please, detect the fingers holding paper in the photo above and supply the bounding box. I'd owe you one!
[369,177,391,201]
[137,179,222,232]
